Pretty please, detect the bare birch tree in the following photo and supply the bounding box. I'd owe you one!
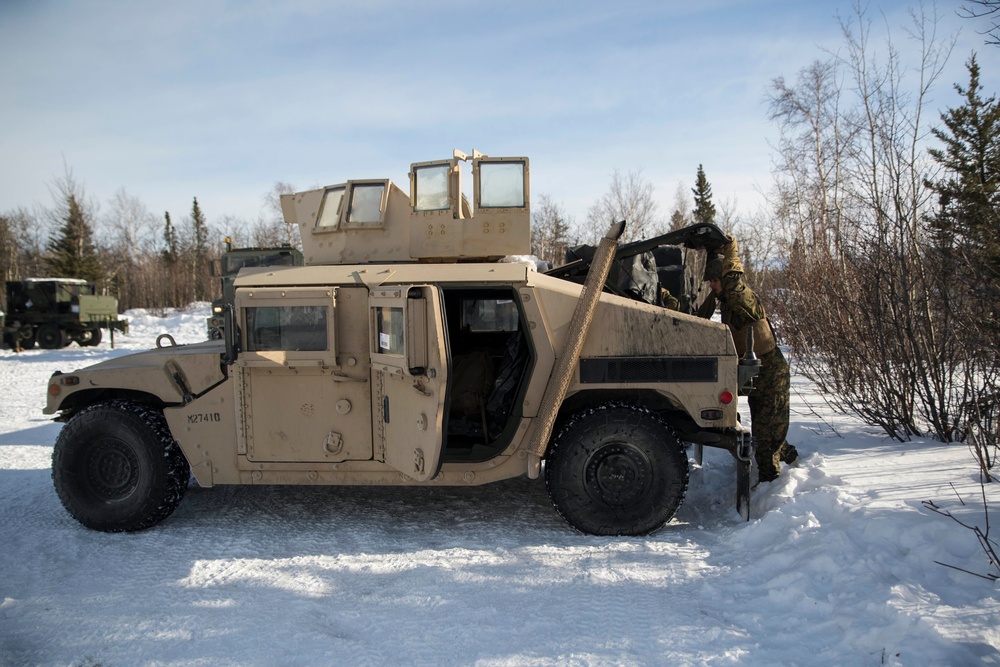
[531,194,573,267]
[770,3,962,442]
[584,169,661,244]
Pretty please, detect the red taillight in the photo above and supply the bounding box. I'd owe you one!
[719,391,734,405]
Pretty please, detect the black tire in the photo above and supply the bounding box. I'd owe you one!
[545,403,689,536]
[79,327,102,347]
[52,401,190,532]
[19,325,36,350]
[37,323,67,349]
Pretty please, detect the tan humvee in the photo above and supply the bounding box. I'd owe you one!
[46,150,757,536]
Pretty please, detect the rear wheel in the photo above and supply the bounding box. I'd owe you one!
[37,323,67,349]
[52,401,190,532]
[545,403,689,536]
[79,327,103,347]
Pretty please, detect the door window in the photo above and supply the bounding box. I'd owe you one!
[374,306,404,355]
[246,305,328,352]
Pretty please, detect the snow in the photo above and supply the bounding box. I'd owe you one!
[1,304,998,666]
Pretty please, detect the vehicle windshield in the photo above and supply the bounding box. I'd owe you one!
[224,253,297,274]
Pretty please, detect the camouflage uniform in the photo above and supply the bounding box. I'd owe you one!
[1,311,22,352]
[703,239,795,481]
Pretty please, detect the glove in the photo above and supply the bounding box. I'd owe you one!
[696,292,718,319]
[660,287,680,311]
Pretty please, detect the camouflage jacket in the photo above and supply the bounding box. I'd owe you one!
[719,271,766,332]
[700,271,775,356]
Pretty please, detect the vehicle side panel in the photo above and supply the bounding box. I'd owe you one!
[164,381,239,485]
[526,273,741,429]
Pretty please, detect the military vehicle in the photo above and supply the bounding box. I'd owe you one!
[4,278,128,350]
[206,239,304,339]
[46,150,758,536]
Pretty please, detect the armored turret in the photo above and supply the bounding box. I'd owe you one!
[280,150,530,265]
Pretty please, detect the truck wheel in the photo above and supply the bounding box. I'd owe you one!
[37,323,67,349]
[52,401,190,532]
[19,326,36,350]
[545,403,689,536]
[79,327,103,347]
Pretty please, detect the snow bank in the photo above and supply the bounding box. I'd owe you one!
[0,306,997,665]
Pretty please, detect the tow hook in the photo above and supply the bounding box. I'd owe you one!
[737,433,754,462]
[156,333,178,348]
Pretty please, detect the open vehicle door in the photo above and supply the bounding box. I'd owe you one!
[369,285,449,481]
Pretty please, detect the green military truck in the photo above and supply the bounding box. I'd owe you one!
[206,240,304,339]
[3,278,128,350]
[45,150,758,536]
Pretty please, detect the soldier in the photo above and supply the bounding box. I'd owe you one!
[1,310,21,352]
[700,236,797,482]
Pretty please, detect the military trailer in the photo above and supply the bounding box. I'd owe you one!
[46,150,758,536]
[206,240,304,339]
[4,278,128,350]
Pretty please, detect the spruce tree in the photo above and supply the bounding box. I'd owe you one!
[190,197,210,301]
[692,165,716,224]
[0,215,12,283]
[191,197,208,258]
[927,54,1000,274]
[46,193,102,282]
[162,211,178,265]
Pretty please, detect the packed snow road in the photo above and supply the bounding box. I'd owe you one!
[1,305,997,666]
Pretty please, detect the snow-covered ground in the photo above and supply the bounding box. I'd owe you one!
[1,304,998,666]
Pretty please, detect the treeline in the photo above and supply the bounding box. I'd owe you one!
[0,178,299,312]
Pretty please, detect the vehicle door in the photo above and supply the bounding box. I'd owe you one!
[369,285,449,481]
[235,287,373,463]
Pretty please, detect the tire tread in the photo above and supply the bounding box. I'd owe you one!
[545,402,689,536]
[52,400,189,532]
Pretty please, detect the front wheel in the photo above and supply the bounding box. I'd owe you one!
[52,401,190,532]
[545,403,689,536]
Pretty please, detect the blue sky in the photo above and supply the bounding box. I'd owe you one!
[1,0,995,234]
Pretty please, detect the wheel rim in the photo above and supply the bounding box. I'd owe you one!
[584,442,653,508]
[85,438,140,501]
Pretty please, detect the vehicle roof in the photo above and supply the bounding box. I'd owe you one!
[227,246,301,254]
[20,278,89,284]
[233,261,533,288]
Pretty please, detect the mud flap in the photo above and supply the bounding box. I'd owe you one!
[735,433,754,521]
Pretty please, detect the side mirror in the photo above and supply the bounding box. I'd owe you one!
[222,304,241,365]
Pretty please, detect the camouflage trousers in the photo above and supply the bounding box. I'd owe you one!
[747,346,791,480]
